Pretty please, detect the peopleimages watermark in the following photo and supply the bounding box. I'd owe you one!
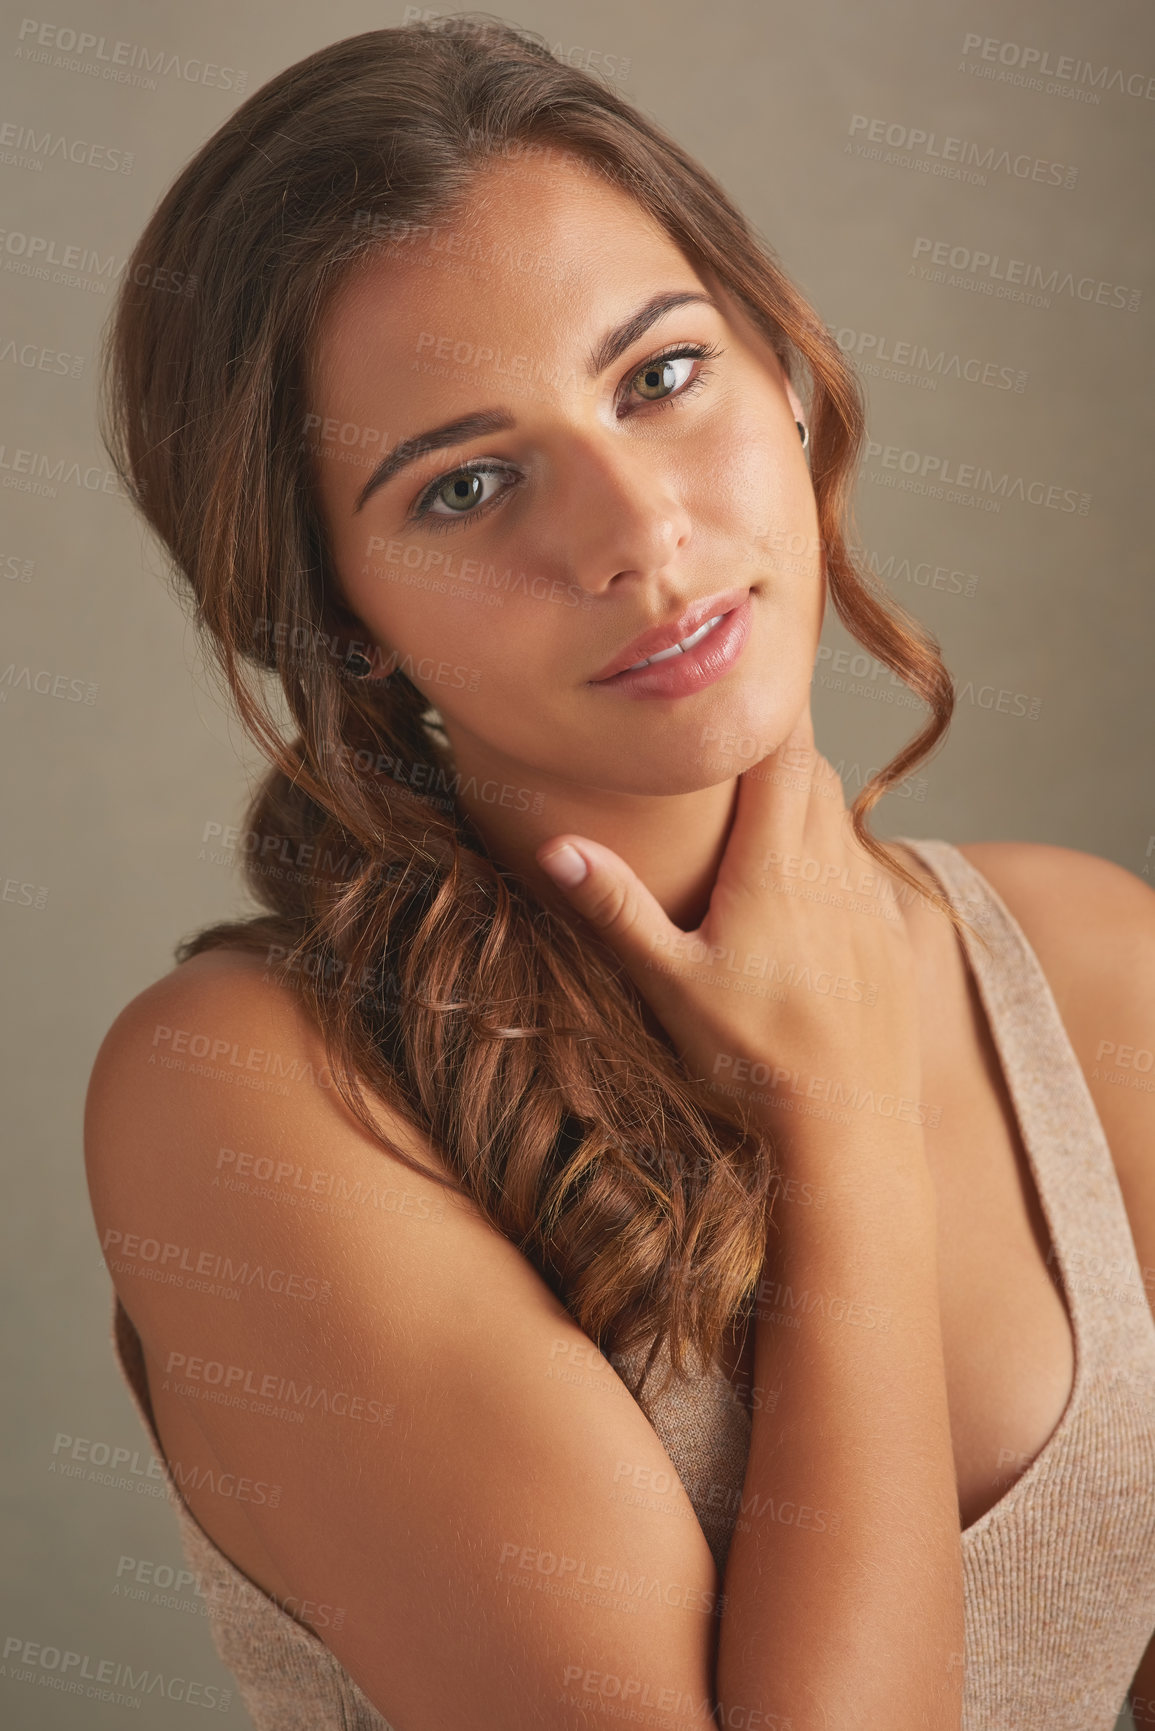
[162,1350,396,1427]
[850,542,980,599]
[959,33,1155,104]
[13,19,247,94]
[400,7,632,80]
[0,335,84,377]
[113,1554,347,1633]
[545,1335,634,1399]
[350,207,568,283]
[1,1634,231,1711]
[862,438,1091,517]
[910,237,1141,313]
[496,1540,725,1618]
[213,1143,448,1224]
[1,547,34,580]
[557,1666,721,1726]
[1092,1038,1155,1098]
[0,118,133,173]
[0,438,120,497]
[847,114,1077,189]
[0,224,197,296]
[413,326,601,392]
[148,1020,334,1093]
[320,741,547,815]
[612,1459,842,1534]
[694,727,930,800]
[49,1429,284,1508]
[751,1273,893,1336]
[100,1226,334,1304]
[647,928,880,1005]
[812,643,1042,723]
[365,535,594,611]
[198,817,359,881]
[835,327,1026,395]
[0,661,97,704]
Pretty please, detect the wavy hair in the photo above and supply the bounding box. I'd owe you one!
[101,15,967,1411]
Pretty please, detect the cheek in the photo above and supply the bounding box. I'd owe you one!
[351,547,572,731]
[348,538,491,655]
[691,399,813,546]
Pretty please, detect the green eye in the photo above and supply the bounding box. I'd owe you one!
[419,464,515,522]
[434,471,487,513]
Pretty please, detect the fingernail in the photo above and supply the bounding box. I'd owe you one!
[537,843,588,888]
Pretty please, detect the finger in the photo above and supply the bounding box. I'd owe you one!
[720,709,826,891]
[534,835,681,981]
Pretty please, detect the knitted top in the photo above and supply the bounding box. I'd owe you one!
[108,837,1155,1729]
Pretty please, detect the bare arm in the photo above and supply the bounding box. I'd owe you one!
[84,954,723,1731]
[717,1119,962,1728]
[536,709,965,1728]
[1131,1633,1155,1726]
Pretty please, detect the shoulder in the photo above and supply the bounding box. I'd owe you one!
[86,945,336,1129]
[83,945,458,1265]
[953,840,1155,1224]
[85,947,326,1188]
[952,839,1155,1009]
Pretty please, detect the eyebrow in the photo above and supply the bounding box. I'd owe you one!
[351,289,720,515]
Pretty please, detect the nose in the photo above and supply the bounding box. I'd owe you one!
[547,429,693,597]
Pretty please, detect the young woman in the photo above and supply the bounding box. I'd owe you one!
[83,18,1155,1731]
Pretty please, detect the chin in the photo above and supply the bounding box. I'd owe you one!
[682,682,808,780]
[580,703,799,798]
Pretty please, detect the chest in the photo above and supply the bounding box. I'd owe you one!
[720,910,1080,1535]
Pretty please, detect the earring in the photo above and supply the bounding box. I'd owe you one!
[343,646,395,681]
[796,420,809,450]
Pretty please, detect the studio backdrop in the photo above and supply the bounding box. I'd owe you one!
[2,0,1152,1726]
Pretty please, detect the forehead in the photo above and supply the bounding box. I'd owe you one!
[309,153,704,402]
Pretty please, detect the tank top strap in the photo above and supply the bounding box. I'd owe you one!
[894,836,1154,1366]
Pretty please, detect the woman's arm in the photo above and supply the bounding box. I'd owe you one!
[536,714,965,1729]
[1131,1637,1155,1726]
[85,953,723,1731]
[717,1115,963,1729]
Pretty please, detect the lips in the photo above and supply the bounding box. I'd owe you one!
[588,585,753,683]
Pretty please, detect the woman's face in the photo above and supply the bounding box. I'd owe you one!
[307,150,824,804]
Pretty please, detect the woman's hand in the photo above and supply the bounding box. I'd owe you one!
[535,709,925,1148]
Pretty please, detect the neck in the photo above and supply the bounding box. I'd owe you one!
[444,731,742,931]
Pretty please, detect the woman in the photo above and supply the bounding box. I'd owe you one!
[83,17,1155,1730]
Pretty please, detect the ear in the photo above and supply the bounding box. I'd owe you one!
[783,376,808,430]
[323,595,394,678]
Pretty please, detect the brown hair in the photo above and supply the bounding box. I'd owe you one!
[102,15,966,1409]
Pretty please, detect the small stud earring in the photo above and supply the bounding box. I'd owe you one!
[343,649,373,678]
[796,420,809,450]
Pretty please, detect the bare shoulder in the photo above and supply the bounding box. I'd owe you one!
[83,944,450,1205]
[81,941,481,1479]
[82,943,479,1361]
[955,839,1155,1232]
[952,839,1155,1011]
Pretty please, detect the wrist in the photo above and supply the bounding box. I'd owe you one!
[758,1111,934,1203]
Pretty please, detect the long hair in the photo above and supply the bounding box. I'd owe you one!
[101,15,965,1411]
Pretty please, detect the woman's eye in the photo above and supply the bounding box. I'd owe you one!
[629,353,698,403]
[409,344,717,530]
[424,465,509,518]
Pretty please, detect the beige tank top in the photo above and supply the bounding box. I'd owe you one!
[108,837,1155,1729]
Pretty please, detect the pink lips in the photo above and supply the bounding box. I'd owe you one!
[588,595,754,700]
[588,585,753,683]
